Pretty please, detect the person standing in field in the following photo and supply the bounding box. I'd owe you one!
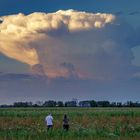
[45,113,53,130]
[63,114,69,131]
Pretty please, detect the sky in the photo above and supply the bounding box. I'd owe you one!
[0,0,140,104]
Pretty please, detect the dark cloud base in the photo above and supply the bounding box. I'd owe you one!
[0,73,140,104]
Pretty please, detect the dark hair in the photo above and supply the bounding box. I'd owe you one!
[64,114,67,119]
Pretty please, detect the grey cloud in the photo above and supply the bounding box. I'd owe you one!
[60,62,78,78]
[114,11,124,16]
[0,10,116,78]
[114,11,140,16]
[60,62,75,71]
[31,64,46,76]
[0,73,140,104]
[128,11,140,16]
[0,10,140,103]
[2,10,139,80]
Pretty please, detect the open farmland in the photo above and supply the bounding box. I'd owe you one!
[0,107,140,140]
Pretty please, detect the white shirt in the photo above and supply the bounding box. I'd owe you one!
[45,115,53,126]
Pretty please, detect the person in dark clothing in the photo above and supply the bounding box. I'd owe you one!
[63,114,69,131]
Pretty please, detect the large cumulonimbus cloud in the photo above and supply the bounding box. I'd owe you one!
[0,10,139,79]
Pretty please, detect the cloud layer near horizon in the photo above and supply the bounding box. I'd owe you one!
[0,10,140,79]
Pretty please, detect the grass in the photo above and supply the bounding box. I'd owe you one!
[0,107,140,140]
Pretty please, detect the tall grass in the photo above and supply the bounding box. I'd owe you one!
[0,107,140,140]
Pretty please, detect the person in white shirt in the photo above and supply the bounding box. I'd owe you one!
[45,113,53,130]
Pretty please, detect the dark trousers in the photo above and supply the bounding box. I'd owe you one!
[63,124,69,131]
[47,125,53,130]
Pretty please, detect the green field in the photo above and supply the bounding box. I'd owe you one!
[0,107,140,140]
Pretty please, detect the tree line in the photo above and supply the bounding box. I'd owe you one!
[0,100,140,108]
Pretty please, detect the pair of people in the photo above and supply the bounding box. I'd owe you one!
[45,114,69,131]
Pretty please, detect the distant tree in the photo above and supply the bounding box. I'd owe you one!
[110,102,117,107]
[90,100,97,107]
[72,98,78,105]
[65,101,77,107]
[13,102,32,107]
[33,104,39,107]
[133,101,140,107]
[2,99,140,108]
[0,104,11,108]
[117,102,122,107]
[126,101,134,107]
[57,101,64,107]
[97,101,110,107]
[43,100,56,107]
[79,101,91,107]
[35,101,44,107]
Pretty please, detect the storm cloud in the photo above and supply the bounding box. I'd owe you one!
[0,10,140,80]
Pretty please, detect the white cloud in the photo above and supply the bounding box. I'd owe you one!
[0,10,139,80]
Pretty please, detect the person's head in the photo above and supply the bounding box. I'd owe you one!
[64,114,67,119]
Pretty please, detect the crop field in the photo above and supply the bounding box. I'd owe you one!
[0,107,140,140]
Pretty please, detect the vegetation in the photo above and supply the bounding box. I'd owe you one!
[0,100,140,108]
[0,107,140,140]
